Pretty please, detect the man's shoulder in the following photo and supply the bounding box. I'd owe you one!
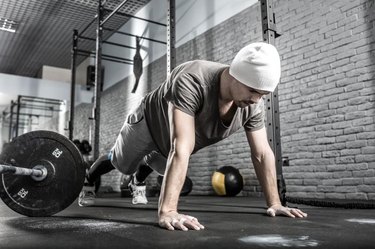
[180,60,227,69]
[172,60,227,81]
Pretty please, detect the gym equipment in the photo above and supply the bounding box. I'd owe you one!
[72,139,92,155]
[80,140,92,155]
[73,139,83,152]
[157,175,193,196]
[212,166,243,196]
[131,36,143,93]
[0,130,86,217]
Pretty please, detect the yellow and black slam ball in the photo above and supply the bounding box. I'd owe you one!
[212,166,243,196]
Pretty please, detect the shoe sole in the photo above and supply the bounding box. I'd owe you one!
[78,200,95,207]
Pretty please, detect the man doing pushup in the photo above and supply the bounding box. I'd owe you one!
[78,42,307,231]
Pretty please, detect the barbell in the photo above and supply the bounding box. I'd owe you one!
[0,130,86,217]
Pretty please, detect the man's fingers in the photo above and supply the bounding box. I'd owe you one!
[290,208,307,218]
[267,206,307,218]
[298,209,308,217]
[186,215,198,222]
[159,214,205,231]
[160,220,175,231]
[183,219,202,230]
[177,217,202,231]
[171,218,188,231]
[284,207,307,218]
[174,216,204,231]
[185,215,205,230]
[284,209,296,218]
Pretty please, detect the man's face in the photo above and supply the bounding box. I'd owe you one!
[232,80,270,108]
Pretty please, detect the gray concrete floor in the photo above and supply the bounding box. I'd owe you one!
[1,194,375,249]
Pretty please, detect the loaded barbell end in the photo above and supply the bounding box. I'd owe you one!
[30,165,48,181]
[0,164,48,182]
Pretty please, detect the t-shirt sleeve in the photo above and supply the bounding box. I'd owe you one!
[244,102,265,132]
[164,73,203,116]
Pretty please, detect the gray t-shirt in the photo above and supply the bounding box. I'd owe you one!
[143,60,265,157]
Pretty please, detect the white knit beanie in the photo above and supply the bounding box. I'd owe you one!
[229,42,281,92]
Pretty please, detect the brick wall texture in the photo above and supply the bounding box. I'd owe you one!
[74,0,375,200]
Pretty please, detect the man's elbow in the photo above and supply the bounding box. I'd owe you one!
[170,139,194,159]
[251,147,274,165]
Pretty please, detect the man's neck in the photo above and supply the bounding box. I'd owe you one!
[219,68,233,103]
[218,68,238,125]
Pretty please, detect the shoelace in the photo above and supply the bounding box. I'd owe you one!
[132,188,146,198]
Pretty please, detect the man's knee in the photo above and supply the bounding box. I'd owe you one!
[143,152,167,175]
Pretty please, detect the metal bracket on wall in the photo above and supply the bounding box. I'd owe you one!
[259,0,286,205]
[92,0,104,160]
[167,0,176,75]
[69,29,78,140]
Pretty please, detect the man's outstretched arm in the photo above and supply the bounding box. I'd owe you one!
[246,127,307,218]
[158,103,205,231]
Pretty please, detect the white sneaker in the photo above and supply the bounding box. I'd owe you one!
[128,176,148,205]
[78,185,96,207]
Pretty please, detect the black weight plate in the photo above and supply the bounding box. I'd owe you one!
[0,130,85,217]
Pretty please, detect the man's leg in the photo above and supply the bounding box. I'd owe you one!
[82,100,160,205]
[86,154,115,186]
[78,154,115,207]
[127,151,167,204]
[127,163,153,205]
[134,163,154,183]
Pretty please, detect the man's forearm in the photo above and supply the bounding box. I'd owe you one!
[158,151,189,215]
[252,151,281,207]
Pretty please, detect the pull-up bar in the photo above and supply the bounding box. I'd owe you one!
[79,0,128,36]
[103,27,167,45]
[78,35,136,49]
[76,49,133,65]
[103,8,167,27]
[78,2,166,38]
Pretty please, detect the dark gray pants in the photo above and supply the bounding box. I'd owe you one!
[111,100,167,175]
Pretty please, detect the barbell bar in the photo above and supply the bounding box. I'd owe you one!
[0,164,47,181]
